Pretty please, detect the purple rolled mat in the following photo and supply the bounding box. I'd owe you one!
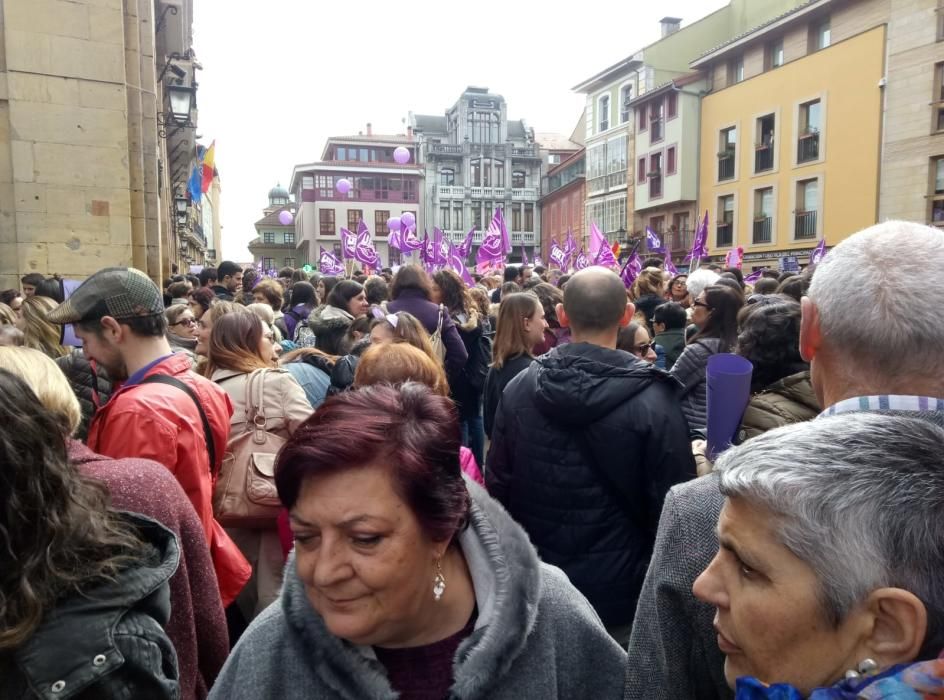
[706,353,753,460]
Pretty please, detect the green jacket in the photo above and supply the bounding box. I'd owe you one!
[735,370,821,444]
[653,329,686,370]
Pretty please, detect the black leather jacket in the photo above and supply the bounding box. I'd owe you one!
[1,513,181,699]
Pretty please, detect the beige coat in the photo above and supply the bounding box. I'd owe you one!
[210,367,313,620]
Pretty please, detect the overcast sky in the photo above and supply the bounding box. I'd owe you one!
[193,0,728,261]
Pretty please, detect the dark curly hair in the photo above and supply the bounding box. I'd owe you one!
[736,294,809,393]
[0,369,143,648]
[431,269,471,317]
[531,282,563,328]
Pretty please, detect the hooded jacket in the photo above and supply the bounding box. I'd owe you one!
[386,288,469,378]
[487,343,695,626]
[55,347,112,442]
[208,481,627,699]
[735,370,820,443]
[1,513,181,700]
[670,338,723,437]
[307,304,354,354]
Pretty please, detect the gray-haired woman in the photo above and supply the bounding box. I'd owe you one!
[693,413,944,698]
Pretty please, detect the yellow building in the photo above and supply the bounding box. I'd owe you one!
[695,11,886,269]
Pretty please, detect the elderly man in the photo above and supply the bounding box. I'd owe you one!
[624,220,944,700]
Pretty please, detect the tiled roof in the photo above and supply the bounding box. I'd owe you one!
[535,132,582,151]
[254,206,294,228]
[690,0,825,65]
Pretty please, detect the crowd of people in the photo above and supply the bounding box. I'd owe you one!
[1,219,943,699]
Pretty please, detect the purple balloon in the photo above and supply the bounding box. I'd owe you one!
[387,216,401,231]
[401,212,416,228]
[336,178,352,195]
[393,146,411,165]
[278,210,293,226]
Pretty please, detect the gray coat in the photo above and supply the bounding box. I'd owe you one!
[209,481,626,699]
[670,338,722,437]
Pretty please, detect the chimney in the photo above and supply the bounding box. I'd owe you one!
[407,126,413,139]
[660,16,682,37]
[366,122,373,136]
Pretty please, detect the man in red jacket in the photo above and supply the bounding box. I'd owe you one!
[48,266,250,607]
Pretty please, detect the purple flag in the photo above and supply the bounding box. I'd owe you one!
[339,227,357,260]
[563,229,577,269]
[744,268,767,285]
[533,254,544,267]
[448,238,475,285]
[549,239,567,269]
[388,223,403,252]
[492,207,512,254]
[810,238,827,265]
[401,223,423,253]
[422,230,437,266]
[435,228,449,266]
[521,246,530,266]
[594,238,618,268]
[457,227,476,258]
[646,227,666,254]
[573,248,591,270]
[684,211,709,263]
[620,250,642,289]
[476,223,506,271]
[319,246,345,276]
[354,225,380,269]
[664,255,679,276]
[589,221,607,258]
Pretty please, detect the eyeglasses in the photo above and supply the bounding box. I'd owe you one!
[692,300,711,309]
[173,318,196,326]
[634,341,656,355]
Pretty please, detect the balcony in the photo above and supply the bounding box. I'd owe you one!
[587,175,607,196]
[669,228,695,252]
[797,130,819,163]
[429,143,464,155]
[650,118,663,142]
[469,186,505,199]
[716,222,734,247]
[752,216,772,244]
[510,232,538,245]
[511,187,538,201]
[718,152,735,181]
[754,144,774,172]
[511,146,539,158]
[438,185,465,199]
[648,171,663,198]
[318,189,418,202]
[795,210,818,239]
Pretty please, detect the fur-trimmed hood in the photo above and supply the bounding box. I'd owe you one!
[307,304,354,335]
[208,481,626,699]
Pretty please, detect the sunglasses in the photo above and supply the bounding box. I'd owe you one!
[634,341,656,355]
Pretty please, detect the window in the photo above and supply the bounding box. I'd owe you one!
[795,179,819,239]
[598,94,610,132]
[939,0,944,41]
[524,203,534,231]
[468,111,500,144]
[649,152,663,198]
[650,100,664,142]
[753,188,774,244]
[336,147,346,161]
[755,114,776,173]
[440,169,455,186]
[440,206,451,230]
[718,127,737,181]
[766,40,784,70]
[511,205,522,232]
[811,18,831,51]
[284,231,295,244]
[934,63,944,132]
[512,171,526,189]
[471,159,481,187]
[607,134,627,176]
[284,257,296,268]
[494,160,505,188]
[375,211,389,237]
[263,232,275,244]
[604,197,626,234]
[639,104,648,131]
[667,146,677,175]
[717,195,735,247]
[667,92,678,119]
[454,205,463,231]
[798,100,822,163]
[728,56,744,85]
[649,216,665,234]
[347,209,362,231]
[931,158,944,225]
[316,175,334,199]
[638,158,647,184]
[262,257,275,271]
[620,84,633,123]
[472,205,482,230]
[302,175,314,190]
[548,153,562,165]
[319,209,335,236]
[482,158,492,188]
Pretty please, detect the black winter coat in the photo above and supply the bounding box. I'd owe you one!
[483,354,533,438]
[1,513,180,699]
[55,348,113,442]
[486,343,695,627]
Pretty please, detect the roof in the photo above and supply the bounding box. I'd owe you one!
[326,133,414,144]
[572,54,643,93]
[254,205,294,229]
[626,72,705,107]
[268,183,289,200]
[507,121,526,139]
[547,147,585,176]
[535,132,582,152]
[412,114,447,134]
[690,0,827,67]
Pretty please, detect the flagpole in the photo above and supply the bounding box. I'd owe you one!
[618,240,642,277]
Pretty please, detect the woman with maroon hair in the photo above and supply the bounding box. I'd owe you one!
[207,312,312,628]
[209,383,626,700]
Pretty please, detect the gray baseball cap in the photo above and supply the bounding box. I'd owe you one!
[46,267,165,325]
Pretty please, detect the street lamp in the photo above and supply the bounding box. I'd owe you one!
[167,84,195,125]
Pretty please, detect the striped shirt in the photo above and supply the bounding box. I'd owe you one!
[822,394,944,416]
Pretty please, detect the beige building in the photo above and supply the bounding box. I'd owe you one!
[249,185,298,272]
[0,0,210,289]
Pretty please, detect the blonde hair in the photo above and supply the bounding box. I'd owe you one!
[491,292,541,370]
[369,312,439,365]
[246,302,275,326]
[631,268,665,300]
[354,342,449,397]
[0,303,17,326]
[0,347,81,435]
[21,296,67,359]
